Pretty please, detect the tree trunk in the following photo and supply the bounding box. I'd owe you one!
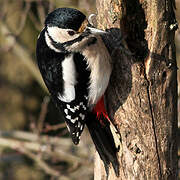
[94,0,178,179]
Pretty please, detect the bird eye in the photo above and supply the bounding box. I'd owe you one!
[68,31,75,36]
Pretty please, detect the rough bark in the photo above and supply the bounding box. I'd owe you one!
[95,0,178,179]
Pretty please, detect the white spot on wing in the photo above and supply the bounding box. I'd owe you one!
[64,109,68,114]
[66,115,71,120]
[80,125,83,131]
[75,105,80,110]
[70,117,78,123]
[78,122,81,128]
[76,132,79,137]
[82,105,86,110]
[79,113,85,120]
[80,102,87,110]
[65,114,78,123]
[66,104,75,112]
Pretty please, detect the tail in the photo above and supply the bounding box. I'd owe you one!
[86,96,120,177]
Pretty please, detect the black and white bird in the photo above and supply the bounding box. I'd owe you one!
[36,7,119,176]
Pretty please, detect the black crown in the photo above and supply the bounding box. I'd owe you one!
[45,8,86,31]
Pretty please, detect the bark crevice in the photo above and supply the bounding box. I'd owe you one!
[144,70,163,179]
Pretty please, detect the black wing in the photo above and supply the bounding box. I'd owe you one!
[36,29,64,96]
[36,29,90,144]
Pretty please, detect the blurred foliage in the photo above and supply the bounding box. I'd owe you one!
[0,0,179,179]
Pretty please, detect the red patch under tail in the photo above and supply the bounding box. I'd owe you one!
[93,96,110,123]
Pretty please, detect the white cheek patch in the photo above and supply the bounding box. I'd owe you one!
[47,26,79,44]
[45,32,61,52]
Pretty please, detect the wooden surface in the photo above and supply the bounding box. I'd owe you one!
[95,0,178,179]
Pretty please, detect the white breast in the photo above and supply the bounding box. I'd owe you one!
[81,36,112,105]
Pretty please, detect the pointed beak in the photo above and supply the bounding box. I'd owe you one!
[86,27,107,35]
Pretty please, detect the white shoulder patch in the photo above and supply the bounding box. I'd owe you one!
[58,54,77,102]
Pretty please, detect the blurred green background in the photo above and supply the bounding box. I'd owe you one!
[0,0,179,179]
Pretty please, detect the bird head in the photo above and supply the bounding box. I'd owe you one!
[44,8,106,52]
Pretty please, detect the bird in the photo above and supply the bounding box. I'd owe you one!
[36,7,120,176]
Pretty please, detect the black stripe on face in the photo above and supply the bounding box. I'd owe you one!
[61,31,91,48]
[46,27,92,52]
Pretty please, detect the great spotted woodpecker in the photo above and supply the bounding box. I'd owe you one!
[36,7,119,176]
